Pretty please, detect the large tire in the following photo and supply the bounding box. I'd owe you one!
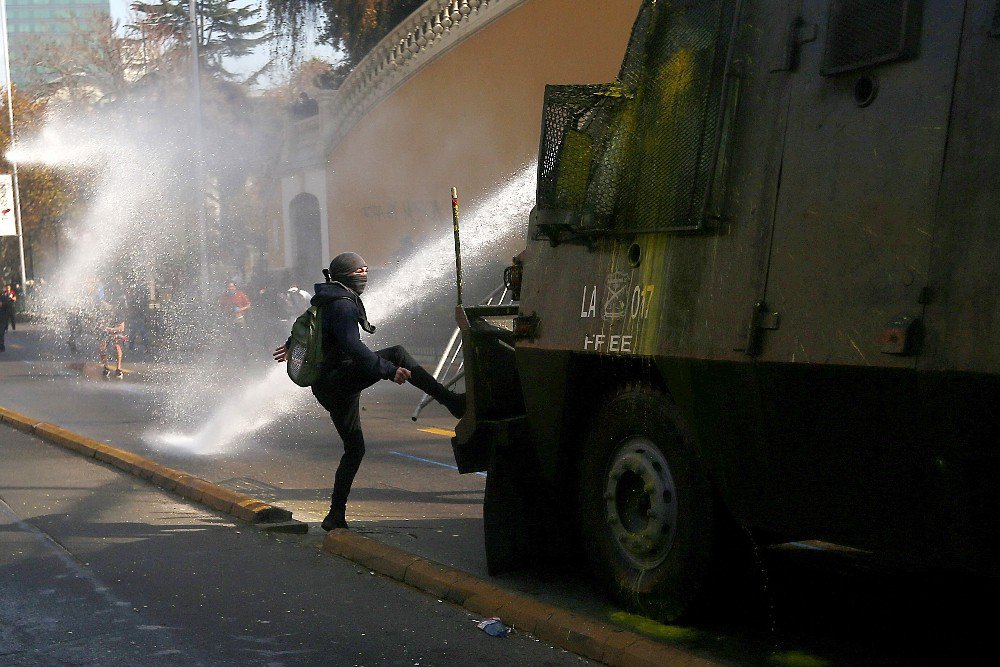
[578,384,715,621]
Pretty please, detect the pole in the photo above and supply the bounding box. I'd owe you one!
[0,0,27,291]
[451,187,463,306]
[188,0,208,298]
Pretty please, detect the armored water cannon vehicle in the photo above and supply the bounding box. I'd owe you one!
[451,0,1000,620]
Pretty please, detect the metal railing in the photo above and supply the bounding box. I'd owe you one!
[411,284,515,421]
[282,0,530,170]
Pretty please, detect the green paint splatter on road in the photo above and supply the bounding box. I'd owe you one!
[609,610,697,642]
[769,649,832,667]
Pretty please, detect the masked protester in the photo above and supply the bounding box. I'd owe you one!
[274,252,465,530]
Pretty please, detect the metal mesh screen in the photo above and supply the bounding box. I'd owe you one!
[535,0,737,232]
[536,84,625,220]
[618,1,655,91]
[821,0,912,75]
[616,0,735,231]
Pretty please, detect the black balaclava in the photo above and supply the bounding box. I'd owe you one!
[328,252,375,333]
[328,252,367,295]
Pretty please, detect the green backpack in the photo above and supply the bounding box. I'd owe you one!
[286,305,324,387]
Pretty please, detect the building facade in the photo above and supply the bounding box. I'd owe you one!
[4,0,110,82]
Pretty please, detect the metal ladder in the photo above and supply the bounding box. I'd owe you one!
[411,285,514,421]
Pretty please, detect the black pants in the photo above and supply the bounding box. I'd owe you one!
[312,345,440,510]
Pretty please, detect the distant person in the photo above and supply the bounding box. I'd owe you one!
[126,283,152,355]
[254,282,285,320]
[292,92,319,118]
[273,252,465,531]
[219,281,251,357]
[284,281,312,317]
[252,282,287,349]
[66,284,85,354]
[0,283,16,352]
[98,293,127,379]
[26,276,46,314]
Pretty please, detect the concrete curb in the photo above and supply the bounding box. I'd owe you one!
[322,531,715,667]
[0,405,297,527]
[1,405,714,666]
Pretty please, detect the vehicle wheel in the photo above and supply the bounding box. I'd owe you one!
[578,384,715,621]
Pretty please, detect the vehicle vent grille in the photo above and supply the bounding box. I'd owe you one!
[821,0,913,75]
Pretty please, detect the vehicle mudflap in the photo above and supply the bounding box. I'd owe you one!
[481,417,546,575]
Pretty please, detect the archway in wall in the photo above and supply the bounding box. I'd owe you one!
[289,193,322,286]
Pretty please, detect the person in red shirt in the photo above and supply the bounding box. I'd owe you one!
[219,281,252,357]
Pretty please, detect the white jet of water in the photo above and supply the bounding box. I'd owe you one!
[363,164,537,325]
[8,104,196,293]
[147,164,537,455]
[148,364,303,455]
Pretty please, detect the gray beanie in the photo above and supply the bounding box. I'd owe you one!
[328,252,366,280]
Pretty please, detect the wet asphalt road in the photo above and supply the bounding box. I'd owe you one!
[0,426,589,666]
[0,324,490,574]
[2,323,998,665]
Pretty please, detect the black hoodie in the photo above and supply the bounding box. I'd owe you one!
[311,282,396,383]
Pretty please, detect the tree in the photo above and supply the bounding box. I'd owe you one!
[131,0,274,81]
[267,0,424,66]
[4,3,288,287]
[0,90,86,282]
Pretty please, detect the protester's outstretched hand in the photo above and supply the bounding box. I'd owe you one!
[393,367,411,384]
[273,344,288,362]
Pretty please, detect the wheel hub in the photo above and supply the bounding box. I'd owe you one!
[604,437,677,568]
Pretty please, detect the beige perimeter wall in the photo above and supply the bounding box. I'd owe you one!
[322,0,643,267]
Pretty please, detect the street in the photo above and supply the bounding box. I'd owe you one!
[3,0,999,664]
[0,323,499,576]
[0,425,588,666]
[1,323,996,665]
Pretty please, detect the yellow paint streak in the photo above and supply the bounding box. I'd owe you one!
[609,610,697,642]
[418,427,456,437]
[659,49,695,102]
[768,650,833,667]
[848,338,869,364]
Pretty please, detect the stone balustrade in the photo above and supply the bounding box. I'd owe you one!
[282,0,528,171]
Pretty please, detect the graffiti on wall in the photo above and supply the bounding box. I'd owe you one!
[361,199,449,225]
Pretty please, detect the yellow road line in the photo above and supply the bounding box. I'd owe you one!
[418,427,456,437]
